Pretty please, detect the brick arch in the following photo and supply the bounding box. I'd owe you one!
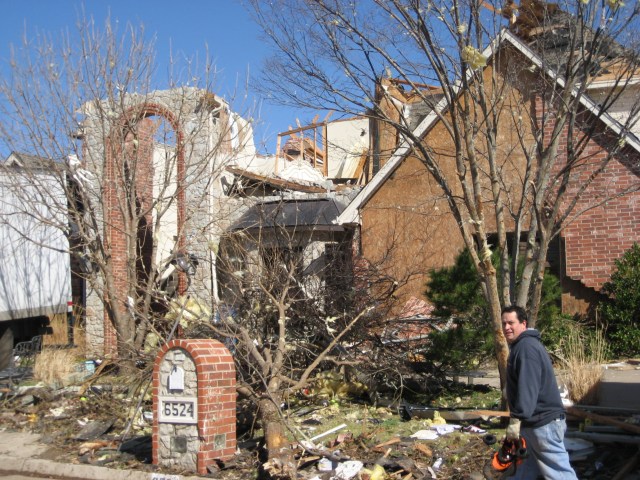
[103,103,187,355]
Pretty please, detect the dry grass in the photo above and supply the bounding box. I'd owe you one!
[33,348,83,387]
[43,313,86,351]
[559,324,608,405]
[72,317,87,352]
[43,314,69,345]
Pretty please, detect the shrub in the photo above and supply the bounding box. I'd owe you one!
[421,314,494,375]
[534,273,569,355]
[599,243,640,358]
[424,247,564,366]
[426,248,484,318]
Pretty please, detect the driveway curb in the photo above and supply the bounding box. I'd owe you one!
[0,453,211,480]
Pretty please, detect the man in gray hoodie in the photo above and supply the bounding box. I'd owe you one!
[502,305,577,479]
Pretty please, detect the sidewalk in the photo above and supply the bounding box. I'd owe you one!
[0,430,210,480]
[469,360,640,410]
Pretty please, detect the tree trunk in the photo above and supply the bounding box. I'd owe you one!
[482,263,510,393]
[259,397,296,480]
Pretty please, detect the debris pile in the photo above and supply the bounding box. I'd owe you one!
[565,405,640,479]
[2,362,640,479]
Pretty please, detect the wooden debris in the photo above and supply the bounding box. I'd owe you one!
[414,443,433,457]
[78,440,117,456]
[373,437,401,452]
[567,406,640,436]
[78,360,112,396]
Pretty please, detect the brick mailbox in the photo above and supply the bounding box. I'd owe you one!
[152,339,236,474]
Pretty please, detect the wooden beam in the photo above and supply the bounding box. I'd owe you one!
[275,135,282,174]
[278,123,326,137]
[352,149,369,181]
[387,77,440,90]
[313,128,318,168]
[323,123,328,177]
[225,166,327,193]
[567,406,640,436]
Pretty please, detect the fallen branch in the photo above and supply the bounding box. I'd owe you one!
[78,360,112,396]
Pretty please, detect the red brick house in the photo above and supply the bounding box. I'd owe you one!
[337,26,640,319]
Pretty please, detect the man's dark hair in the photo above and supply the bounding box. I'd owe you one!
[502,305,528,323]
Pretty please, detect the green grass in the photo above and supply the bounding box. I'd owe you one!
[432,386,501,409]
[286,386,503,447]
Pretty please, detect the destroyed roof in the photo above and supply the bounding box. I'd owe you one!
[338,28,640,225]
[230,196,349,231]
[226,166,330,194]
[278,159,329,186]
[378,78,446,132]
[510,0,637,78]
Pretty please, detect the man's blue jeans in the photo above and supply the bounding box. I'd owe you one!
[509,418,578,479]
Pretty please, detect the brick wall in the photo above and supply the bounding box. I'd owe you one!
[535,94,640,295]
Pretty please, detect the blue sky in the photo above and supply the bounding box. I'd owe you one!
[0,0,302,153]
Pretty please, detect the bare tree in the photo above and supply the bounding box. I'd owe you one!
[248,0,640,387]
[186,194,373,477]
[0,16,254,363]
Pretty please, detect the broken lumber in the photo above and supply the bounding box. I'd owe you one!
[373,437,401,452]
[439,409,510,421]
[567,406,640,436]
[402,402,509,421]
[567,431,640,445]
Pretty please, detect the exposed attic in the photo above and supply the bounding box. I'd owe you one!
[499,0,639,81]
[375,78,445,133]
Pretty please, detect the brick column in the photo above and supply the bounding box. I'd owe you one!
[152,339,236,474]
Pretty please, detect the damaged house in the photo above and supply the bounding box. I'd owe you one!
[212,1,640,341]
[337,2,640,320]
[73,85,373,356]
[50,3,640,357]
[216,116,370,328]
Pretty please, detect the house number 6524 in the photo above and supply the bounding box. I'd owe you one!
[158,396,198,424]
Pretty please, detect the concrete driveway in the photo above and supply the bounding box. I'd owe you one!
[597,362,640,410]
